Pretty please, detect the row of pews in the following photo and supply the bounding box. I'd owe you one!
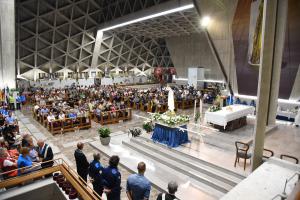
[92,108,132,125]
[33,109,91,135]
[125,98,199,113]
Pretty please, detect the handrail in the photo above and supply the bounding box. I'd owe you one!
[0,158,102,200]
[271,171,300,200]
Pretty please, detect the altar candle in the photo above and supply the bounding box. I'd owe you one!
[200,98,203,118]
[194,99,196,118]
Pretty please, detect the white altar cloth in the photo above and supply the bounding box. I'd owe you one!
[205,105,255,128]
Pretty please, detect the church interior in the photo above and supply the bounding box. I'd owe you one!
[0,0,300,200]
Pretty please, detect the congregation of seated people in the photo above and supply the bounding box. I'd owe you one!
[0,126,53,180]
[31,84,207,116]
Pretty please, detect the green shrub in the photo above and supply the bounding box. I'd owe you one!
[98,127,111,138]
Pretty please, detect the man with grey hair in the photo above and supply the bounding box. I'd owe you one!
[156,181,178,200]
[37,139,53,169]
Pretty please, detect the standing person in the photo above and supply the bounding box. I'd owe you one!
[37,139,54,168]
[156,181,178,200]
[126,162,151,200]
[89,153,104,197]
[102,155,121,200]
[74,142,89,183]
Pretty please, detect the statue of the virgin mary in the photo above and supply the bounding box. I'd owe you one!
[166,86,175,112]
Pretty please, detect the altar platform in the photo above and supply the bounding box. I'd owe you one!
[151,123,189,148]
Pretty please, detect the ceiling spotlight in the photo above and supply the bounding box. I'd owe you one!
[201,16,211,28]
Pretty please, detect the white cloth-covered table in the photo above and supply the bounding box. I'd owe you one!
[295,110,300,126]
[276,110,297,119]
[205,105,255,128]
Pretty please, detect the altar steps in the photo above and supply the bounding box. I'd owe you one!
[122,137,245,195]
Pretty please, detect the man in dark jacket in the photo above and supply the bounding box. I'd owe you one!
[89,152,104,197]
[37,139,54,168]
[102,155,121,200]
[74,142,89,183]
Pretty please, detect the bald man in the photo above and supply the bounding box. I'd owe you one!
[74,142,89,183]
[126,162,151,200]
[37,139,53,169]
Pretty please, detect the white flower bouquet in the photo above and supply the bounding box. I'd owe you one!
[150,112,189,127]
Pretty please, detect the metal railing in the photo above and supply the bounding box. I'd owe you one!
[0,158,102,200]
[272,171,300,200]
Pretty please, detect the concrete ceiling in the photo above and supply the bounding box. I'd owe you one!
[16,0,173,79]
[110,8,203,39]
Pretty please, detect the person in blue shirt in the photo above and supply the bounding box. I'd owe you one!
[17,147,33,175]
[126,162,151,200]
[5,111,16,125]
[102,155,121,200]
[68,111,77,119]
[89,153,104,197]
[40,106,49,114]
[16,95,22,110]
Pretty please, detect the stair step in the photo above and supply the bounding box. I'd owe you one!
[137,135,245,180]
[123,140,233,194]
[130,137,243,186]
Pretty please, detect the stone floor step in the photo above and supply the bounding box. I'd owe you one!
[137,135,246,181]
[130,137,244,186]
[122,140,233,194]
[89,139,220,200]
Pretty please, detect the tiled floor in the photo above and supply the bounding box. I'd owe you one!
[17,105,300,200]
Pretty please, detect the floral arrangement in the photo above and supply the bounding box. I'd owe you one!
[208,105,221,112]
[128,127,142,137]
[143,120,153,133]
[150,112,189,127]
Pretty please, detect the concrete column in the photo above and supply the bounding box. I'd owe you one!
[0,0,16,88]
[267,0,288,126]
[91,30,104,69]
[251,0,287,171]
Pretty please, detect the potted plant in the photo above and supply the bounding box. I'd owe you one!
[143,121,153,133]
[98,127,111,145]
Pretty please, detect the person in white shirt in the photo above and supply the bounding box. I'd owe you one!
[34,104,39,112]
[58,112,65,120]
[47,112,56,123]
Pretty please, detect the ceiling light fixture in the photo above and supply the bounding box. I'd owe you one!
[99,4,194,32]
[201,16,211,28]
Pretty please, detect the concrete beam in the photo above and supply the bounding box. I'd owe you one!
[0,0,16,88]
[251,0,277,171]
[267,0,288,125]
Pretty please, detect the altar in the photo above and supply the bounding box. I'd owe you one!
[205,105,255,131]
[151,123,189,148]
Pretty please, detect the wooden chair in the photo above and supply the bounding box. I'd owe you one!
[262,148,274,162]
[234,141,252,170]
[280,154,299,164]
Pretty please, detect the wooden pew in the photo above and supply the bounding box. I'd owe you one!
[48,119,63,135]
[97,108,132,125]
[47,116,92,135]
